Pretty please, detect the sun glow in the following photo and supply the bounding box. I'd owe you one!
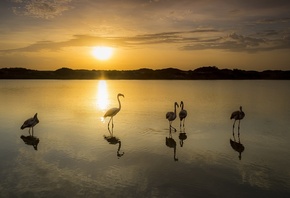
[92,46,114,60]
[97,80,109,112]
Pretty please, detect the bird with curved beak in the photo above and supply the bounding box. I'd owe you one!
[104,93,124,130]
[166,102,179,132]
[231,106,245,135]
[179,101,187,128]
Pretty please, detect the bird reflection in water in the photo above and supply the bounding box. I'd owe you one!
[178,101,188,147]
[103,127,124,158]
[166,128,178,161]
[230,131,245,160]
[179,132,187,147]
[230,106,245,160]
[20,135,40,150]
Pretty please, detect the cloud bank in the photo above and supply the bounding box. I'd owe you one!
[11,0,73,19]
[1,28,290,53]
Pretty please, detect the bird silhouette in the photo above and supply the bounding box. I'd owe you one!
[21,113,39,135]
[104,93,124,130]
[230,106,245,135]
[166,102,179,132]
[179,101,187,128]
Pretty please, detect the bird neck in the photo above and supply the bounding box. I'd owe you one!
[118,95,122,110]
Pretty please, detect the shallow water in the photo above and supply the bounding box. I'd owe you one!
[0,80,290,197]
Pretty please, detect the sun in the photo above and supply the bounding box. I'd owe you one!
[92,46,114,61]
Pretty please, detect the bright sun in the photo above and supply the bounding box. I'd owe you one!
[92,46,114,61]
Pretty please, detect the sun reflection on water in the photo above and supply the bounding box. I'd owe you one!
[97,80,109,113]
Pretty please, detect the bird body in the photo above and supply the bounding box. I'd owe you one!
[179,101,187,128]
[166,102,179,132]
[166,111,176,122]
[104,93,124,129]
[21,113,39,135]
[230,106,245,121]
[104,107,120,118]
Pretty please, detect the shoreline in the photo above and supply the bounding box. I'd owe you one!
[1,66,290,80]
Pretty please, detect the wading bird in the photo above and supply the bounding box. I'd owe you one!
[21,113,39,135]
[104,93,124,130]
[166,102,179,132]
[230,106,245,135]
[179,101,187,128]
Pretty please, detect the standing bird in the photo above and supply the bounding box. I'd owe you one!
[166,102,179,132]
[104,93,124,130]
[21,113,39,135]
[179,101,187,128]
[230,106,245,135]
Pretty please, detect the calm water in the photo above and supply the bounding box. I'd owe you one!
[0,80,290,198]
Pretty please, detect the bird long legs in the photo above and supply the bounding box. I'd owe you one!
[232,120,241,137]
[108,117,114,130]
[169,121,177,132]
[180,119,185,130]
[28,127,34,136]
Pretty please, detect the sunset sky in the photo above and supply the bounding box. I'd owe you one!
[1,0,290,71]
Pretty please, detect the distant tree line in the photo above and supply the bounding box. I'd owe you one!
[0,66,290,80]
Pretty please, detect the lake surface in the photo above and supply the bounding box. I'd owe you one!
[0,80,290,198]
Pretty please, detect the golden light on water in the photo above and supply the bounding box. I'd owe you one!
[97,80,109,112]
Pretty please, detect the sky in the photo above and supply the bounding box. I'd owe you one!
[0,0,290,71]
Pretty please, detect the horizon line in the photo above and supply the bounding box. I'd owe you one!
[1,66,290,72]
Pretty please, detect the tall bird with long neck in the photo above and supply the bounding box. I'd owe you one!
[179,101,187,128]
[166,102,179,132]
[230,106,245,135]
[21,113,39,136]
[104,93,124,130]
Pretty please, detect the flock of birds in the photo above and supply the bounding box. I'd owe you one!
[165,101,187,132]
[20,93,245,133]
[20,93,245,158]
